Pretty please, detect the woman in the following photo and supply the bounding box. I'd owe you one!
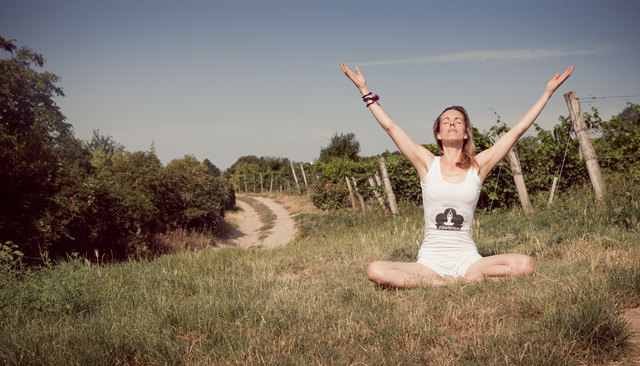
[340,62,573,288]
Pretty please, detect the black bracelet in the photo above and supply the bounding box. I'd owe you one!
[362,92,373,100]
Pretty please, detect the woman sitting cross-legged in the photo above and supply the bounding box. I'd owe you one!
[340,62,573,288]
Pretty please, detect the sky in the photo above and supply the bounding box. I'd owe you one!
[2,0,639,171]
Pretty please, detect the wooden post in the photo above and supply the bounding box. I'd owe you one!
[500,131,533,214]
[548,177,559,204]
[290,162,301,195]
[368,176,389,213]
[300,163,310,195]
[345,176,357,209]
[269,174,273,193]
[375,172,383,186]
[259,173,264,193]
[351,177,366,212]
[378,156,399,216]
[564,91,606,201]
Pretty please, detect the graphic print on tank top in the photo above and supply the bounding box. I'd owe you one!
[435,208,464,230]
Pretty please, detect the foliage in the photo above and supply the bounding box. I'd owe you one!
[595,104,640,178]
[384,151,422,204]
[0,36,79,258]
[311,158,356,210]
[0,38,235,262]
[318,132,361,162]
[310,157,376,210]
[202,158,222,177]
[226,155,264,176]
[0,241,23,271]
[226,155,302,195]
[165,155,228,231]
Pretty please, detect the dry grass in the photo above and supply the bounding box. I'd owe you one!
[149,228,215,254]
[265,193,322,215]
[1,186,639,365]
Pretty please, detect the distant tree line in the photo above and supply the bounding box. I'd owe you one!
[1,37,234,264]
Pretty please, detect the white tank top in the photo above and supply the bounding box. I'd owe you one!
[421,156,481,234]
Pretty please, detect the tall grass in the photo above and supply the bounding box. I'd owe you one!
[1,180,639,365]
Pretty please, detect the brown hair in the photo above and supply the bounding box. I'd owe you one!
[432,106,478,170]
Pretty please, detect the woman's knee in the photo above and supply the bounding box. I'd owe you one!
[366,261,387,282]
[518,255,536,276]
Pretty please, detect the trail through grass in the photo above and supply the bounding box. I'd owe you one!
[236,195,277,239]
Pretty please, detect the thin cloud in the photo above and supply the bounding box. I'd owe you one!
[355,46,609,66]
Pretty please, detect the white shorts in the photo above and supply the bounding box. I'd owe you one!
[416,229,482,278]
[416,250,481,278]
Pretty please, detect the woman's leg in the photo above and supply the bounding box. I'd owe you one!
[463,254,535,282]
[366,261,449,288]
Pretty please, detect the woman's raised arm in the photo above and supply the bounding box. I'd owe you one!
[340,62,433,180]
[475,65,574,181]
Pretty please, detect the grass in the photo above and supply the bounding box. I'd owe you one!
[1,183,639,365]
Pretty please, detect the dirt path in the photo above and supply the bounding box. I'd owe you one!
[220,195,298,249]
[622,307,640,364]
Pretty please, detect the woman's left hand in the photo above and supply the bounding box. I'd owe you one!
[545,65,574,94]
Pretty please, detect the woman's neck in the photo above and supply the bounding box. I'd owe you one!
[440,148,463,168]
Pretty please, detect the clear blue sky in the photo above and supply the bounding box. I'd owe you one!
[2,0,639,170]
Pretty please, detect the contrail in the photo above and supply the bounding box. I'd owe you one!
[354,46,608,66]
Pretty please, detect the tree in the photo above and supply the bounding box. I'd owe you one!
[262,156,290,172]
[1,36,17,53]
[319,132,361,162]
[0,36,78,257]
[86,129,124,155]
[226,155,264,175]
[202,158,221,177]
[165,156,228,231]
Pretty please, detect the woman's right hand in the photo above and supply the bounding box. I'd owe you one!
[340,62,368,92]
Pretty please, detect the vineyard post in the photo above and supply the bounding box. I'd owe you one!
[564,91,606,201]
[500,131,533,213]
[259,173,264,193]
[351,177,366,212]
[290,162,301,195]
[300,163,310,195]
[368,176,388,212]
[345,176,357,210]
[378,156,399,216]
[269,174,273,193]
[548,177,559,204]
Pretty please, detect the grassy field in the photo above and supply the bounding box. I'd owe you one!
[1,181,639,365]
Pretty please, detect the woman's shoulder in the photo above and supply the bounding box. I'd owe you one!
[419,154,439,183]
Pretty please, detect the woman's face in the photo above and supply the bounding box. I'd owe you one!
[437,109,467,142]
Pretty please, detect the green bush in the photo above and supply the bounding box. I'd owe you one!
[311,180,351,210]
